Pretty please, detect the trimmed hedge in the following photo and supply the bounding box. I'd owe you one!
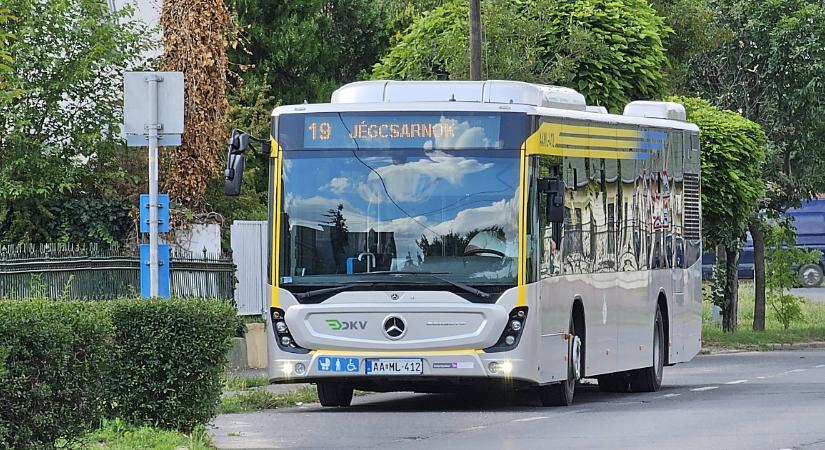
[0,298,236,448]
[0,301,112,449]
[106,299,236,431]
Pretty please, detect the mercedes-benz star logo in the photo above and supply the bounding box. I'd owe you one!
[383,315,406,340]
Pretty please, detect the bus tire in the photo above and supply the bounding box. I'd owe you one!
[629,306,664,392]
[598,372,629,393]
[540,317,581,406]
[317,382,354,407]
[799,264,824,287]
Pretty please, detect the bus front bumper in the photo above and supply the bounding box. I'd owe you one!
[270,350,528,383]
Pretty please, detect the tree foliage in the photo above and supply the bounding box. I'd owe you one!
[161,0,231,213]
[0,7,13,104]
[0,0,150,243]
[675,96,766,332]
[675,96,766,249]
[228,0,391,106]
[686,0,825,208]
[372,0,670,113]
[650,0,728,93]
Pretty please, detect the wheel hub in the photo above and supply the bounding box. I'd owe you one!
[571,335,582,380]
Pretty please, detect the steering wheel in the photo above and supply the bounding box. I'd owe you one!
[463,248,506,258]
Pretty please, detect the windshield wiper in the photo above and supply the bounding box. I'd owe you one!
[294,282,377,300]
[351,271,491,299]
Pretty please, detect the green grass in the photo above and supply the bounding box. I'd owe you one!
[221,374,270,391]
[81,418,212,450]
[702,282,825,350]
[219,386,319,414]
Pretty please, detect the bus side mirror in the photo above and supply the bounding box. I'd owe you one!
[224,130,249,196]
[539,177,565,223]
[224,154,245,196]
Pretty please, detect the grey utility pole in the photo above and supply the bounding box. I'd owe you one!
[146,74,161,297]
[469,0,482,81]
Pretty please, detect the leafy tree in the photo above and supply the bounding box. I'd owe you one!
[765,218,821,330]
[0,8,14,104]
[372,0,670,113]
[682,0,825,331]
[0,0,150,243]
[674,96,766,332]
[228,0,391,106]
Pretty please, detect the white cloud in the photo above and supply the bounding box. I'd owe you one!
[324,177,351,194]
[356,152,493,204]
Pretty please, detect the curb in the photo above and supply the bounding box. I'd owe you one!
[700,341,825,355]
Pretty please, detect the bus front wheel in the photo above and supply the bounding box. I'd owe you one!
[540,317,582,406]
[317,382,354,407]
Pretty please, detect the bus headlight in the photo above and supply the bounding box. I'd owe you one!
[271,307,309,354]
[484,307,528,353]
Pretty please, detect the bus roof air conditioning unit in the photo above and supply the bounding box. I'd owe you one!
[330,80,587,111]
[623,101,686,121]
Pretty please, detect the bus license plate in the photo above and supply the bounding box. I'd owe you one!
[365,358,423,375]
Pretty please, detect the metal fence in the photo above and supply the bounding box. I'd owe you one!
[0,243,235,300]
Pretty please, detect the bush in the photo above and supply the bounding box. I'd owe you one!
[0,300,112,449]
[106,298,236,431]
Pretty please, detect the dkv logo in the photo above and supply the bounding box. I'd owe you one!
[325,319,367,331]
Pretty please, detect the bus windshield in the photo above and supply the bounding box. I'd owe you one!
[279,148,520,288]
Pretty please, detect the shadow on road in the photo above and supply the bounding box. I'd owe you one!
[286,382,688,414]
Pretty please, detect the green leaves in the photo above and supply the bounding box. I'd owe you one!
[106,298,237,432]
[0,300,113,448]
[0,297,237,447]
[0,0,152,243]
[372,0,669,113]
[685,0,825,208]
[673,96,767,250]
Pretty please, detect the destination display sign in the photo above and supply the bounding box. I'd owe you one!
[301,114,502,150]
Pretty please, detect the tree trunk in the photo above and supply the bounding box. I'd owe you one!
[750,218,766,331]
[469,0,482,80]
[722,246,740,333]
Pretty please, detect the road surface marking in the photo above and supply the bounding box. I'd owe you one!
[691,386,719,392]
[815,364,825,368]
[513,416,549,423]
[756,376,766,379]
[725,380,748,385]
[460,426,486,432]
[658,393,681,398]
[786,369,806,373]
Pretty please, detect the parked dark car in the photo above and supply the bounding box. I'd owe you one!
[702,198,825,287]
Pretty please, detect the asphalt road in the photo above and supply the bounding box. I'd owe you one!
[211,350,825,450]
[792,287,825,304]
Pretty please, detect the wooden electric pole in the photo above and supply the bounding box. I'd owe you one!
[469,0,482,80]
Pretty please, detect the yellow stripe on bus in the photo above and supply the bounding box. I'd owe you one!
[271,145,283,307]
[516,143,528,307]
[269,136,280,156]
[524,121,647,159]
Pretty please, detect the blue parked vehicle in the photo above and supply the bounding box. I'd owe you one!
[702,198,825,287]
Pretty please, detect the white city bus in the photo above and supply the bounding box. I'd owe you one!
[224,80,702,407]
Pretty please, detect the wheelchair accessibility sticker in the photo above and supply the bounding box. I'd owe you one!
[317,356,360,373]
